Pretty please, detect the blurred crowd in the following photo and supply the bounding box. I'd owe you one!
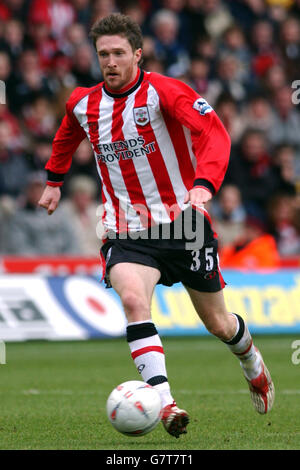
[0,0,300,266]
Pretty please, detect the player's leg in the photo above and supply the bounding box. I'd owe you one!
[109,262,159,323]
[185,287,275,414]
[109,262,189,437]
[109,262,168,391]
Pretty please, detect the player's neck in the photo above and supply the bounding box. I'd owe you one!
[105,68,141,95]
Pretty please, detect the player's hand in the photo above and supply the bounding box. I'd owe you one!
[38,185,61,215]
[184,187,212,208]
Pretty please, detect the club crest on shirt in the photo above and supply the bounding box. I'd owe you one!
[133,106,150,126]
[193,98,213,115]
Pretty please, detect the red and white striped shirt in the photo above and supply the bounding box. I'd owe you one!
[46,69,231,233]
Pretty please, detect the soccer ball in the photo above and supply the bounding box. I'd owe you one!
[106,380,162,436]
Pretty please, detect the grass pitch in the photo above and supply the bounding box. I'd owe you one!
[0,335,299,450]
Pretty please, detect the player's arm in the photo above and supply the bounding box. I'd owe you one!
[182,100,231,207]
[150,74,231,206]
[38,90,87,215]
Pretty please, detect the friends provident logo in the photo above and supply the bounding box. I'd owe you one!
[95,137,156,163]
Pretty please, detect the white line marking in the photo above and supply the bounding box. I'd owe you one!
[2,388,297,396]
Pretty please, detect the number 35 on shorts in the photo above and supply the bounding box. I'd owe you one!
[190,247,217,273]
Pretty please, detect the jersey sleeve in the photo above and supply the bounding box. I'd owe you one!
[148,73,231,194]
[45,88,88,186]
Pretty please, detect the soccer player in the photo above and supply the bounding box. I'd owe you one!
[39,13,275,438]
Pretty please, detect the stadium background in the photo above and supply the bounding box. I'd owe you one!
[0,0,299,340]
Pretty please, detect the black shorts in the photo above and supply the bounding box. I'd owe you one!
[100,207,226,293]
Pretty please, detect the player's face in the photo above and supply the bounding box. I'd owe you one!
[96,35,142,90]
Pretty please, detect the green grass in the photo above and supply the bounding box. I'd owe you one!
[0,335,299,450]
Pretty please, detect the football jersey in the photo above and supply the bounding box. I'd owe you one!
[46,69,231,233]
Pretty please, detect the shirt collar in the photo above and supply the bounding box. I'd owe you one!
[103,69,144,98]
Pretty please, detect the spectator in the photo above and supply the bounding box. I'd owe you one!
[53,85,79,121]
[0,0,299,260]
[182,0,206,53]
[200,0,234,40]
[279,15,300,80]
[121,0,147,29]
[290,0,300,21]
[0,51,11,84]
[188,56,210,96]
[268,86,300,151]
[71,43,99,86]
[191,34,218,76]
[22,95,56,139]
[1,18,24,64]
[28,136,53,171]
[219,25,252,83]
[62,22,89,57]
[141,35,156,61]
[63,139,100,196]
[0,50,16,109]
[225,129,282,219]
[5,171,80,255]
[266,0,293,23]
[220,216,280,269]
[0,195,16,254]
[267,193,300,257]
[90,0,117,24]
[211,184,247,248]
[273,143,300,187]
[0,101,25,152]
[60,175,105,256]
[71,0,92,29]
[261,63,289,97]
[215,92,245,144]
[27,6,58,71]
[240,94,273,134]
[143,56,165,74]
[13,49,53,112]
[151,9,190,76]
[48,51,76,95]
[205,52,248,107]
[48,0,76,42]
[159,0,192,51]
[0,0,28,21]
[226,0,268,34]
[250,19,279,79]
[0,120,30,197]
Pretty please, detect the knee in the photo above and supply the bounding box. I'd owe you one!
[206,317,234,341]
[121,291,149,320]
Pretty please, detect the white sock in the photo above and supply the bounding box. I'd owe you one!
[126,321,174,407]
[224,314,262,380]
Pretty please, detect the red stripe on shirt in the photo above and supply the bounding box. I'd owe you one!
[160,108,195,191]
[111,97,152,230]
[131,346,164,359]
[86,88,123,232]
[134,81,179,221]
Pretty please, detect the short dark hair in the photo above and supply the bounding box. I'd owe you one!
[89,13,143,53]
